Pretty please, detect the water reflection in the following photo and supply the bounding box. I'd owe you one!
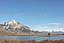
[0,36,64,41]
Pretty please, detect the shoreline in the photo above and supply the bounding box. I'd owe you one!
[0,40,64,43]
[0,31,64,36]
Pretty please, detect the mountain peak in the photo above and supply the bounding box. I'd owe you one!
[8,20,17,25]
[9,20,17,23]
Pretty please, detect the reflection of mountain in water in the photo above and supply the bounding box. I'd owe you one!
[0,36,64,41]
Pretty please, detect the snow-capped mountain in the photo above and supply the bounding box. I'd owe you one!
[4,20,22,29]
[8,20,18,25]
[0,20,31,33]
[51,31,64,34]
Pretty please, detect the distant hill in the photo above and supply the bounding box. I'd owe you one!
[51,31,64,34]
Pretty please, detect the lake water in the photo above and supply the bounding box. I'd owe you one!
[0,36,64,41]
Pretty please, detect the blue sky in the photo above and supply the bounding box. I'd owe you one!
[0,0,64,31]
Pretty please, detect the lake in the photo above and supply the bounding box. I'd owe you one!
[0,36,64,41]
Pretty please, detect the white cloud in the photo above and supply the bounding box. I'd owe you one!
[48,23,60,25]
[30,23,64,32]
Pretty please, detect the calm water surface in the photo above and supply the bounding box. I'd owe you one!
[0,36,64,41]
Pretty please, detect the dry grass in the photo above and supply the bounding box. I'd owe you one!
[0,40,63,43]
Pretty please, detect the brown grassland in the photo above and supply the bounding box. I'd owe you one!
[0,40,63,43]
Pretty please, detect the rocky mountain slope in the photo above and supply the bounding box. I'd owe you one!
[0,20,60,36]
[0,20,34,35]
